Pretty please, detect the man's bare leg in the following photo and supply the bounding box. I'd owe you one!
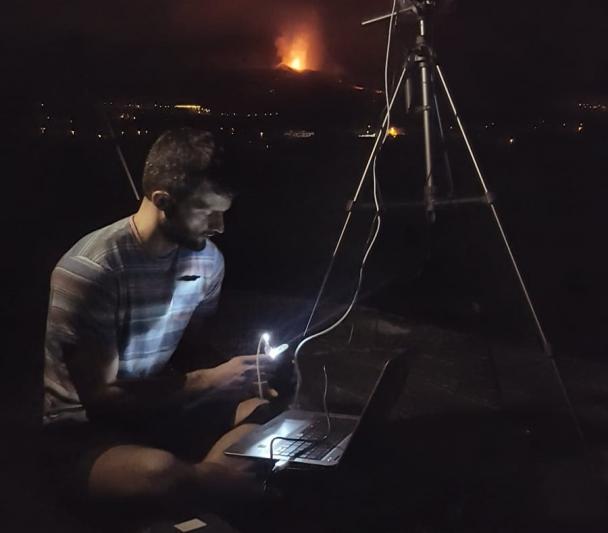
[87,397,271,504]
[234,396,269,426]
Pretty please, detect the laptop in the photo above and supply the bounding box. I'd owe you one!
[224,352,410,468]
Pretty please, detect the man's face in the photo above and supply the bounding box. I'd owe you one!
[160,181,232,251]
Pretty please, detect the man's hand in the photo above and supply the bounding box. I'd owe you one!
[203,355,277,401]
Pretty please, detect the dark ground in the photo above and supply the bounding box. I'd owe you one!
[1,103,608,531]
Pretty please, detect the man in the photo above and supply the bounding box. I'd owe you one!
[43,128,278,508]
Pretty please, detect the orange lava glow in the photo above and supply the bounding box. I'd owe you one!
[275,21,322,72]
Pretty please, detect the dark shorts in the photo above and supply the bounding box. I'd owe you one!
[40,399,285,499]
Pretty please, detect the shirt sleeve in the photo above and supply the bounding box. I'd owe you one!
[46,255,118,349]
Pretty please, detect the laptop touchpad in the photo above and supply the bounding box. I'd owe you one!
[254,418,309,450]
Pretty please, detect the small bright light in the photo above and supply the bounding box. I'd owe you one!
[174,104,201,113]
[267,344,289,359]
[508,137,515,144]
[261,333,270,343]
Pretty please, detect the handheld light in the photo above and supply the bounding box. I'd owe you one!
[255,333,289,399]
[267,343,289,359]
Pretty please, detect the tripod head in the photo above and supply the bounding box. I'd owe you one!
[399,0,437,17]
[362,0,440,27]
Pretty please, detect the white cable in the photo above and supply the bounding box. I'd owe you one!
[294,155,384,407]
[384,0,398,138]
[256,338,264,399]
[293,0,398,407]
[322,364,331,433]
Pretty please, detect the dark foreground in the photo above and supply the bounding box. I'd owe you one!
[2,293,608,532]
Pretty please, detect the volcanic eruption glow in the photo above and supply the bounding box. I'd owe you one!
[275,19,322,72]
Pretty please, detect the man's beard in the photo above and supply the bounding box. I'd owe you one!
[159,218,207,252]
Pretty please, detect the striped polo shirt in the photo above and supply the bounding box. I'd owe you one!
[43,216,224,422]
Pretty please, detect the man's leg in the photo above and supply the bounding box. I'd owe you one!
[86,399,273,504]
[88,440,262,505]
[234,397,269,426]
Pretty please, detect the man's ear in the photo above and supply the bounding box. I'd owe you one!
[150,191,173,213]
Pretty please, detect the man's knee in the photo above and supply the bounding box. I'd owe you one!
[89,446,189,498]
[203,423,262,472]
[138,451,189,494]
[235,397,269,426]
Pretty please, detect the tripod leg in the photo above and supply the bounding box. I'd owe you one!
[430,73,455,197]
[419,52,435,221]
[433,63,552,357]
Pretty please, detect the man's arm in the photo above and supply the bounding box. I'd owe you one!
[49,255,271,420]
[64,336,274,420]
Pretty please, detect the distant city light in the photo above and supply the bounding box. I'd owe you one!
[174,104,210,114]
[508,137,515,144]
[284,129,315,139]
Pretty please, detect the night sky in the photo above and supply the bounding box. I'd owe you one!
[3,0,607,106]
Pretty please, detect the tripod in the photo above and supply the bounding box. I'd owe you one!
[295,0,592,451]
[356,0,552,356]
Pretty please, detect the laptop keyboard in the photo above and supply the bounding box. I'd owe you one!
[270,417,354,461]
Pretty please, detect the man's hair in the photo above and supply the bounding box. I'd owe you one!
[142,128,230,201]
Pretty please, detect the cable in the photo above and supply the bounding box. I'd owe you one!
[256,337,265,399]
[301,35,410,341]
[384,0,399,139]
[321,364,331,434]
[298,0,400,352]
[294,154,384,407]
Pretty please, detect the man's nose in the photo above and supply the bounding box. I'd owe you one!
[209,213,224,234]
